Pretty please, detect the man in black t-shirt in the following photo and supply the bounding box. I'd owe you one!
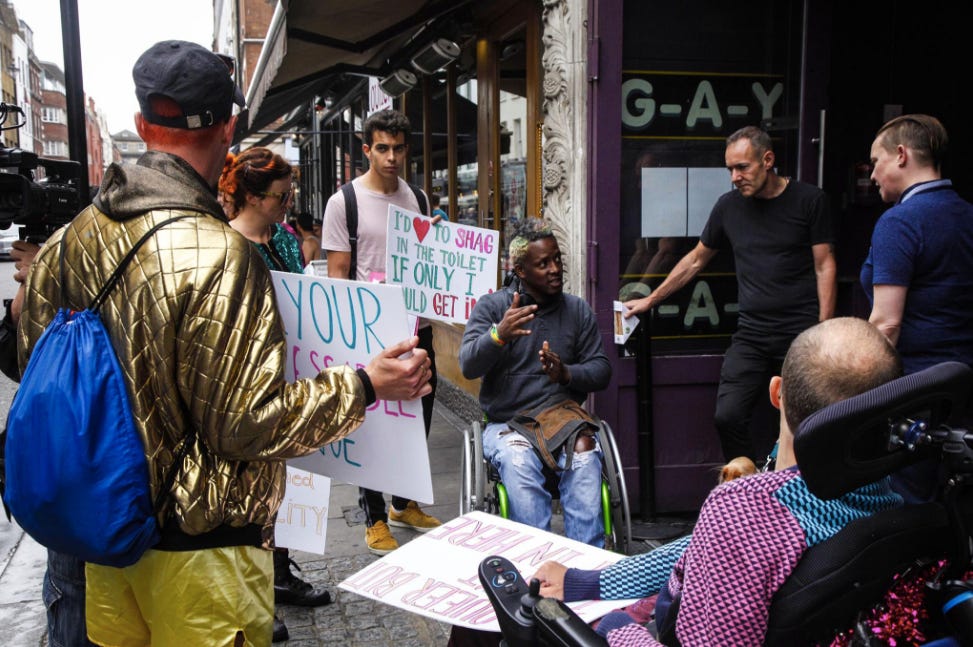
[624,126,836,462]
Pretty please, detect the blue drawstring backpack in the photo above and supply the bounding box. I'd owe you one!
[2,216,189,567]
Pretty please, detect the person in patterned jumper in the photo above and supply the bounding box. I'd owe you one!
[532,317,904,646]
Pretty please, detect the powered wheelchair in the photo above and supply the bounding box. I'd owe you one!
[460,416,633,555]
[482,361,973,646]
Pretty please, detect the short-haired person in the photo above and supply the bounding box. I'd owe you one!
[18,41,432,647]
[532,317,903,645]
[431,193,449,222]
[862,113,973,502]
[624,126,836,464]
[322,108,443,555]
[459,220,612,546]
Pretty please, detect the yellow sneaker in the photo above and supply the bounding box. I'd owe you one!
[365,520,399,555]
[388,502,442,533]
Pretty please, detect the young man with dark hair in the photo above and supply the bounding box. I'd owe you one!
[18,41,432,646]
[322,108,443,555]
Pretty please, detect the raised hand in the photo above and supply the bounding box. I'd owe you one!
[495,291,538,344]
[539,340,569,385]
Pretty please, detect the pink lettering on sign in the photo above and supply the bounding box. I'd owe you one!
[413,217,431,243]
[511,542,584,568]
[343,563,420,598]
[454,227,494,253]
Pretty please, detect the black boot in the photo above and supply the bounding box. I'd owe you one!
[273,549,332,607]
[272,613,289,642]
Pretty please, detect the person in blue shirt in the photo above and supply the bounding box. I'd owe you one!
[861,113,973,501]
[431,193,449,221]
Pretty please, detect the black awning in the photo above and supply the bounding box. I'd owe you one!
[405,89,479,169]
[242,0,471,139]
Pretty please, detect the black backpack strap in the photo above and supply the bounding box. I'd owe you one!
[408,183,429,216]
[341,182,358,280]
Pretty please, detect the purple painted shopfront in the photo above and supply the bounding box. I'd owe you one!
[585,0,973,517]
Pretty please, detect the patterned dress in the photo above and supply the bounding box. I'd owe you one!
[253,223,303,274]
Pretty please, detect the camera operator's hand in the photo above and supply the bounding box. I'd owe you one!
[8,241,39,326]
[11,240,40,284]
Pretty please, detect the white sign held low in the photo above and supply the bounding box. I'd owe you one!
[339,511,639,632]
[275,466,331,554]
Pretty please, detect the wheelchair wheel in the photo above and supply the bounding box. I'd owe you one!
[460,425,473,515]
[460,421,488,516]
[598,421,632,555]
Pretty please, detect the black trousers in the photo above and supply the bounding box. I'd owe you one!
[713,328,794,462]
[359,325,437,525]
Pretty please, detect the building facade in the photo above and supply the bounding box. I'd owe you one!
[111,129,144,166]
[236,0,973,517]
[39,61,68,160]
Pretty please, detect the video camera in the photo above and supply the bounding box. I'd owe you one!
[0,102,83,243]
[0,147,83,243]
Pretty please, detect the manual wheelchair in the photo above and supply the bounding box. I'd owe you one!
[459,416,632,555]
[482,361,973,646]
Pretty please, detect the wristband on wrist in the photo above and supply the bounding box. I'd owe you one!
[489,323,506,346]
[355,367,377,406]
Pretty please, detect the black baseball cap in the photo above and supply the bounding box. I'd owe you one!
[133,40,246,129]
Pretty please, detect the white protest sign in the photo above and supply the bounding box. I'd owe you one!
[340,511,639,631]
[275,466,332,554]
[271,271,433,503]
[385,205,499,324]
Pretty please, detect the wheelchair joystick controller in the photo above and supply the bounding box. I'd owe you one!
[479,556,609,647]
[479,555,539,647]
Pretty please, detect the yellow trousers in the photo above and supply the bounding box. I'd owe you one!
[85,545,273,647]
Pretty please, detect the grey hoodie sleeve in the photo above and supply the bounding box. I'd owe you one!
[459,292,508,380]
[563,301,612,393]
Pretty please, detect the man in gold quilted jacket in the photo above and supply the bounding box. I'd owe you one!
[18,40,432,647]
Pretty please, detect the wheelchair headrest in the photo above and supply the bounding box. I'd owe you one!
[795,361,973,500]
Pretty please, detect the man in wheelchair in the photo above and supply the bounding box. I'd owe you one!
[529,317,908,645]
[459,219,611,547]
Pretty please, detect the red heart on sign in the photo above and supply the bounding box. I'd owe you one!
[413,217,431,243]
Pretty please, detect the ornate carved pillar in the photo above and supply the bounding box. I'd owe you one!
[541,0,588,296]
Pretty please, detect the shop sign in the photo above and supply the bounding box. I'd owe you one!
[622,71,784,136]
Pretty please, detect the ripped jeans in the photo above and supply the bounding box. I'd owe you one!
[482,422,604,547]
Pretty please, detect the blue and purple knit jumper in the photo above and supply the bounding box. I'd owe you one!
[564,469,901,646]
